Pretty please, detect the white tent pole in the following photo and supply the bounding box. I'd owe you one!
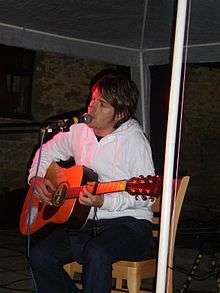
[156,1,188,292]
[139,0,149,134]
[139,51,146,133]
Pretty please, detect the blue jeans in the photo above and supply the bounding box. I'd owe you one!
[29,217,153,293]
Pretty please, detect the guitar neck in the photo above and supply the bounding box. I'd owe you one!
[68,180,127,198]
[93,180,127,194]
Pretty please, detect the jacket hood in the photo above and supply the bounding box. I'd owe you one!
[112,118,144,136]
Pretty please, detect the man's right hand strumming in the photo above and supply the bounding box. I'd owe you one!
[30,177,56,205]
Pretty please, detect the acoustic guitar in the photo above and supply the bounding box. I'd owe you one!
[20,162,162,235]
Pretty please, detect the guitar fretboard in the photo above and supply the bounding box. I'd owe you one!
[67,180,127,198]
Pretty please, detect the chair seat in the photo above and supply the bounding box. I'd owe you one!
[112,258,157,278]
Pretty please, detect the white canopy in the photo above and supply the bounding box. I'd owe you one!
[0,0,219,66]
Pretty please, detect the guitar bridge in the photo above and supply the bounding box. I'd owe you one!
[52,183,68,206]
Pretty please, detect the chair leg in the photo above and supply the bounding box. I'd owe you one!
[64,263,72,277]
[115,278,123,290]
[127,268,141,293]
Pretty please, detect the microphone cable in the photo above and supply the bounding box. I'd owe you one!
[26,128,47,293]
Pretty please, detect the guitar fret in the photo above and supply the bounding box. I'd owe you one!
[68,181,127,198]
[97,181,126,194]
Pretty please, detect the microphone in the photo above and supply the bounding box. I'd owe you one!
[42,113,92,132]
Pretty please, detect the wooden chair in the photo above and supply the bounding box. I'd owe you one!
[64,176,190,293]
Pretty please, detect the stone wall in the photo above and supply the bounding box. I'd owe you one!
[180,65,220,210]
[32,52,115,122]
[0,52,113,194]
[0,132,38,192]
[0,57,219,216]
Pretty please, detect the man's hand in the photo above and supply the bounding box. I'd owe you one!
[30,177,56,205]
[79,186,104,208]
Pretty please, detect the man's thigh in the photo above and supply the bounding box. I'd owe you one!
[83,217,153,263]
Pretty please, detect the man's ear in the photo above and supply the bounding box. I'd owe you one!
[115,112,124,121]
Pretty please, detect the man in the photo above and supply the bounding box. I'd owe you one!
[28,70,155,293]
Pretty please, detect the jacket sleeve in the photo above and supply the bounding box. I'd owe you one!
[28,130,73,182]
[100,133,155,212]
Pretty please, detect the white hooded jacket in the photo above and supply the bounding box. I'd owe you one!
[29,119,155,222]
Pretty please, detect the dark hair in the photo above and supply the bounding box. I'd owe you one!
[93,72,139,127]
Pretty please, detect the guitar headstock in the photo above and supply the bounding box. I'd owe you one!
[126,175,162,199]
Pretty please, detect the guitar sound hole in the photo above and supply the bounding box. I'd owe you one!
[52,183,68,206]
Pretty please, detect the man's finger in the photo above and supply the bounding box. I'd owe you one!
[45,179,56,192]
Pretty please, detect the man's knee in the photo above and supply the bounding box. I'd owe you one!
[83,242,111,265]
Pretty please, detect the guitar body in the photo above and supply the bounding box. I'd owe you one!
[20,162,162,235]
[19,163,98,235]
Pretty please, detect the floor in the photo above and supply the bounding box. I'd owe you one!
[0,227,219,293]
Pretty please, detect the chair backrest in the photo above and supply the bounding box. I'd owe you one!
[150,176,189,292]
[167,176,190,292]
[151,176,189,240]
[151,196,161,238]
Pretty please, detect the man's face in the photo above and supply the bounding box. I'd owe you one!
[87,86,121,136]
